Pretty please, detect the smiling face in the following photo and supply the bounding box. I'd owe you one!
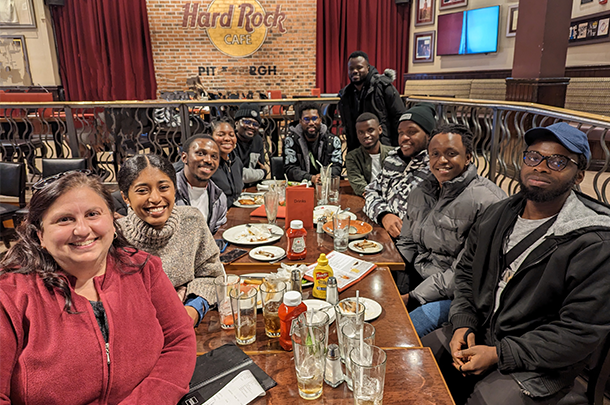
[397,120,428,158]
[428,132,471,186]
[236,118,259,141]
[123,166,176,229]
[348,56,370,85]
[212,122,237,160]
[519,139,584,202]
[300,109,321,141]
[182,138,220,187]
[355,119,382,151]
[37,186,115,277]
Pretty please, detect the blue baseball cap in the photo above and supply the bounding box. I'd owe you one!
[524,122,591,163]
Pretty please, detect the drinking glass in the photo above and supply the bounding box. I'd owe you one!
[214,274,240,330]
[296,309,330,350]
[292,317,327,400]
[270,180,287,206]
[341,322,376,390]
[260,280,286,338]
[264,190,279,225]
[315,179,328,205]
[333,213,351,252]
[328,176,340,204]
[350,345,387,405]
[229,287,257,345]
[334,297,366,361]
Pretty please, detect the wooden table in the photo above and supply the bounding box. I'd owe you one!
[216,182,405,271]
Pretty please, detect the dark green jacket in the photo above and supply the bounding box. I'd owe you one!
[346,144,393,196]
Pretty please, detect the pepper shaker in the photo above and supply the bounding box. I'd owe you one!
[324,343,344,388]
[290,269,303,295]
[326,276,338,305]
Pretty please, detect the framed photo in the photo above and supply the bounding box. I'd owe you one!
[506,5,518,37]
[439,0,467,11]
[413,31,435,63]
[0,36,33,86]
[415,0,435,26]
[569,11,610,46]
[0,0,36,28]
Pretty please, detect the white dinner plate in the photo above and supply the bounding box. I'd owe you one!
[249,246,286,262]
[360,297,383,321]
[313,205,358,222]
[348,240,383,254]
[222,224,283,246]
[233,192,265,208]
[302,299,336,324]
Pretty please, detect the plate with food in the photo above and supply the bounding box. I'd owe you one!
[322,220,373,240]
[233,193,265,208]
[336,297,382,322]
[249,246,286,262]
[313,205,358,223]
[222,224,284,245]
[302,299,336,324]
[348,239,383,254]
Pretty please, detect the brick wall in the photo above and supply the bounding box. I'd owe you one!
[146,0,317,98]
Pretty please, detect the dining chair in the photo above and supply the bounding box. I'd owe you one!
[41,158,87,178]
[0,162,26,248]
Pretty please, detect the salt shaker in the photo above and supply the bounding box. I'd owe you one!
[324,344,343,388]
[316,216,326,233]
[290,269,302,295]
[326,277,338,305]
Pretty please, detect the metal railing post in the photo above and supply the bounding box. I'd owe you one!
[63,106,80,158]
[489,107,500,183]
[179,103,191,145]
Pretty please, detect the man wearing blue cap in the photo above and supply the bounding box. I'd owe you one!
[423,123,610,404]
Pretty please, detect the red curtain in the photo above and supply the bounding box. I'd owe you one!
[51,0,156,101]
[316,0,410,94]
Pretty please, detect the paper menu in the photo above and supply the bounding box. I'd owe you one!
[202,370,265,405]
[285,185,315,229]
[304,251,376,291]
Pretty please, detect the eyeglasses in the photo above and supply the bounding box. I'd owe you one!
[522,151,578,172]
[240,118,260,128]
[301,116,320,124]
[32,169,93,191]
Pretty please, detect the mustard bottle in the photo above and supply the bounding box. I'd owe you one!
[312,253,333,300]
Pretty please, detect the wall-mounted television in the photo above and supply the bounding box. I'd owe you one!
[437,5,500,56]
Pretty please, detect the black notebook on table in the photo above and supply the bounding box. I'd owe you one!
[179,343,277,405]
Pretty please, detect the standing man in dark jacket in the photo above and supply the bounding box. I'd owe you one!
[284,102,342,183]
[423,123,610,405]
[338,51,407,151]
[234,103,266,185]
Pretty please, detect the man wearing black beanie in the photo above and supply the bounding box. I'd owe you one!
[234,103,267,185]
[364,103,437,239]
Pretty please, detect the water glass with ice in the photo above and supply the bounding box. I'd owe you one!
[341,322,376,390]
[334,297,366,360]
[350,345,387,405]
[291,317,327,400]
[333,213,351,252]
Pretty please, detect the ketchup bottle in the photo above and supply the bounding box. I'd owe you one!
[286,220,307,260]
[279,291,307,351]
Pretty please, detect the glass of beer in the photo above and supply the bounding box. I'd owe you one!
[260,280,286,338]
[229,286,258,345]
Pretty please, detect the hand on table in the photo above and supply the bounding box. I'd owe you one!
[381,213,403,238]
[453,345,498,376]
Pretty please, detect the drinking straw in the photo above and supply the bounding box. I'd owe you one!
[236,290,244,338]
[284,173,289,183]
[307,309,316,346]
[355,290,365,391]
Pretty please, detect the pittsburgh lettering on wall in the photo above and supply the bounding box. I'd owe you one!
[198,65,278,76]
[182,1,288,58]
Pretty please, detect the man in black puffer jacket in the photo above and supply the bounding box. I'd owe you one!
[423,123,610,405]
[338,50,407,151]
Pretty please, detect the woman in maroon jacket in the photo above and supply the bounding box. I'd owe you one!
[0,171,196,405]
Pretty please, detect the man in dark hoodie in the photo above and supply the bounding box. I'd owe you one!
[338,51,407,151]
[423,123,610,405]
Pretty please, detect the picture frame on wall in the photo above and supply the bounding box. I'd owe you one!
[0,36,33,86]
[413,31,435,63]
[0,0,36,28]
[506,5,519,37]
[439,0,467,11]
[569,10,610,46]
[415,0,435,26]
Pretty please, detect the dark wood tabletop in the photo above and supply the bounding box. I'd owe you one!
[245,348,455,405]
[216,181,405,271]
[195,267,421,354]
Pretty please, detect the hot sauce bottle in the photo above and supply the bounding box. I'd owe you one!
[286,220,307,260]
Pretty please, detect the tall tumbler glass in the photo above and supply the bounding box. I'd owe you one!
[333,213,351,252]
[292,317,327,400]
[342,322,376,390]
[334,297,366,361]
[328,176,340,205]
[264,190,279,226]
[214,274,240,330]
[229,287,257,345]
[296,309,330,350]
[260,280,286,338]
[350,345,387,405]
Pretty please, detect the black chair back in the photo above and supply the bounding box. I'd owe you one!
[42,158,87,178]
[270,156,284,181]
[0,162,26,207]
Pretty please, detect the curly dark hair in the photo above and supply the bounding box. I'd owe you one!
[297,102,322,120]
[429,123,474,156]
[0,172,143,313]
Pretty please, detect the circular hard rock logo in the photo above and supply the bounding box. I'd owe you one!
[182,1,287,58]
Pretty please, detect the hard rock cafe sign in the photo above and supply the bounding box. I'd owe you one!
[182,1,288,58]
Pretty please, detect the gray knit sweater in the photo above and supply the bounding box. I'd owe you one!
[118,206,225,304]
